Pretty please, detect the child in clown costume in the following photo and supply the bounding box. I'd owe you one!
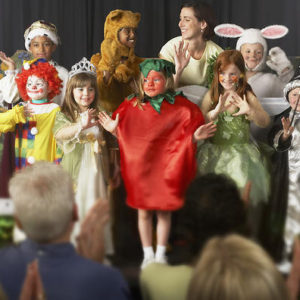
[0,58,62,168]
[0,20,68,199]
[99,58,216,268]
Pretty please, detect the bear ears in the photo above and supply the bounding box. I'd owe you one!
[214,23,288,39]
[107,9,141,23]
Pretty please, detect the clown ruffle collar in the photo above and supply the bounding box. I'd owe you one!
[127,90,183,113]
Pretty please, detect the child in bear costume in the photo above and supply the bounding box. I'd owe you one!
[91,9,144,113]
[214,24,294,98]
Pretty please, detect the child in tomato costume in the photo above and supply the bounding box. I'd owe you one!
[99,58,216,268]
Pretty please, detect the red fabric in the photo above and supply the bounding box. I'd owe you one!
[113,95,205,211]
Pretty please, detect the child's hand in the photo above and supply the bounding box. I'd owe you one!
[23,103,34,118]
[81,108,97,130]
[174,40,191,74]
[0,51,16,70]
[193,121,217,141]
[231,93,251,116]
[207,92,231,122]
[98,111,119,134]
[281,116,294,141]
[215,91,231,113]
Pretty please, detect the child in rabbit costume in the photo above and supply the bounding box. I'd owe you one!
[91,9,144,113]
[214,24,294,98]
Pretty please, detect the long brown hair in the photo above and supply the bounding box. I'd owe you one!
[61,73,100,122]
[211,50,253,106]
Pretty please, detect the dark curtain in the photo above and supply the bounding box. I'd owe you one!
[0,0,299,70]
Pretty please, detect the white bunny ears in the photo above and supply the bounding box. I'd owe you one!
[214,24,289,72]
[214,24,288,52]
[214,24,289,40]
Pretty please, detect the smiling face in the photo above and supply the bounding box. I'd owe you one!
[73,82,95,112]
[288,87,300,112]
[118,27,137,48]
[240,43,264,71]
[178,7,205,40]
[26,75,49,100]
[143,70,166,98]
[29,36,56,61]
[219,63,241,92]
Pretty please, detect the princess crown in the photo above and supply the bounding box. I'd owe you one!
[69,57,97,78]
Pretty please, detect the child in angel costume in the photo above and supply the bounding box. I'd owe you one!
[53,58,112,251]
[0,58,62,168]
[99,58,216,268]
[197,50,270,238]
[214,23,294,98]
[264,75,300,272]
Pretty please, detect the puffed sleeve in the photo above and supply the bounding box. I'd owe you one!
[0,105,25,132]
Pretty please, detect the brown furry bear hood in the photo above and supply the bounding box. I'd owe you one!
[104,9,141,45]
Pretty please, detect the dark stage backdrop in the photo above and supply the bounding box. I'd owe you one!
[0,0,299,70]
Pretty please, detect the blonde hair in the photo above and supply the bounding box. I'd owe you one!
[9,162,74,243]
[132,69,175,106]
[61,73,100,122]
[187,234,289,300]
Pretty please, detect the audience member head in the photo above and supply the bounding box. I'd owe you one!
[180,2,217,40]
[187,234,290,300]
[9,162,75,243]
[171,173,248,264]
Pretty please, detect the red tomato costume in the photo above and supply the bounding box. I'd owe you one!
[113,94,204,211]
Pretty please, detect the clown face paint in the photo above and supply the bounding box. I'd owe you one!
[288,87,300,112]
[26,75,49,100]
[219,64,241,91]
[143,70,166,98]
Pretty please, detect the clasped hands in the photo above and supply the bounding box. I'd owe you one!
[214,91,250,117]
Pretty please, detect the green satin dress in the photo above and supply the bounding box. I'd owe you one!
[197,111,270,206]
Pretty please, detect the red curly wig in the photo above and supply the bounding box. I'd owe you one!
[15,61,62,101]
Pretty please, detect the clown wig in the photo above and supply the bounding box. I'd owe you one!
[15,61,62,101]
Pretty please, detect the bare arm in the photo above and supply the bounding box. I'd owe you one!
[76,199,109,263]
[98,111,119,137]
[245,91,270,128]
